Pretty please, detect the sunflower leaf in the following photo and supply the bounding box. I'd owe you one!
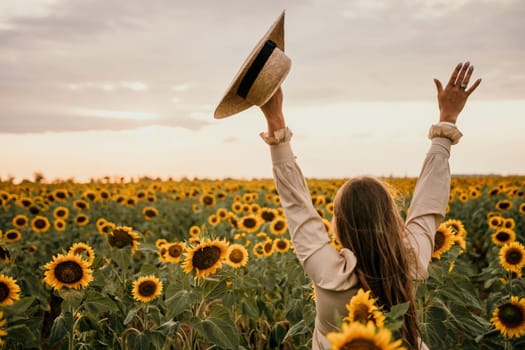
[282,320,308,342]
[49,311,73,345]
[165,290,190,320]
[200,317,239,349]
[127,331,150,350]
[4,324,37,345]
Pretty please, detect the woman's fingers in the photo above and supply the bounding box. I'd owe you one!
[455,62,471,87]
[446,63,463,88]
[466,78,482,96]
[433,78,443,95]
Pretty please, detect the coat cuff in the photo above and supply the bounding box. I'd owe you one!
[428,124,463,145]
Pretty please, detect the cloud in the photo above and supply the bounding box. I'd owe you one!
[0,0,523,134]
[223,136,239,143]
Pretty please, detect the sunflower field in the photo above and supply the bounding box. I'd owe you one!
[0,175,524,349]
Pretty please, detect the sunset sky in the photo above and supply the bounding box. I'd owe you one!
[1,0,524,182]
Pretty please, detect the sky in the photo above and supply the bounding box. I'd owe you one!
[0,0,524,182]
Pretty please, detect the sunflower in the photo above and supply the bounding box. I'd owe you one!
[225,244,249,268]
[98,222,115,235]
[189,225,201,237]
[238,215,262,233]
[270,218,288,235]
[259,207,277,223]
[228,213,239,229]
[0,274,21,305]
[499,241,525,273]
[496,200,513,211]
[131,275,163,303]
[216,208,229,221]
[208,214,220,227]
[182,239,228,278]
[432,223,455,259]
[520,202,525,215]
[199,193,216,208]
[273,238,291,253]
[488,215,504,229]
[54,219,66,232]
[253,242,265,258]
[142,206,159,221]
[322,218,331,233]
[443,219,467,237]
[0,311,7,345]
[0,245,9,263]
[160,242,186,263]
[107,226,140,253]
[74,214,89,227]
[12,214,29,229]
[43,254,93,290]
[68,242,96,266]
[53,206,69,220]
[31,215,51,233]
[263,240,274,257]
[491,228,516,246]
[17,197,32,208]
[503,218,516,230]
[4,230,22,244]
[344,289,385,328]
[491,296,525,338]
[155,238,168,248]
[326,202,334,215]
[327,321,405,350]
[73,199,90,211]
[82,190,98,202]
[231,201,243,214]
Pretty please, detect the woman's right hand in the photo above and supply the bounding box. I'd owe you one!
[260,87,286,136]
[433,62,482,124]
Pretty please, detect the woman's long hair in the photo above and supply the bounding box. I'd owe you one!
[333,176,419,348]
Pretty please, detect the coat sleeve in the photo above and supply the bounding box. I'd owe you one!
[264,128,358,291]
[404,136,453,280]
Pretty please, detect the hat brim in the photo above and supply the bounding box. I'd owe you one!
[214,11,286,119]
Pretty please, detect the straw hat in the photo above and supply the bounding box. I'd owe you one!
[214,11,291,119]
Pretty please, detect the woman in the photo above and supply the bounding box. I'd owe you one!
[258,62,481,349]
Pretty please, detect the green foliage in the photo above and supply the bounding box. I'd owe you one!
[0,176,523,348]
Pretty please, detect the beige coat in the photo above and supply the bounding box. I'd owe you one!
[262,127,456,350]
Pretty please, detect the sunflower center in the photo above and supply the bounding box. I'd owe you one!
[341,339,379,350]
[203,196,213,206]
[499,202,510,210]
[496,232,510,242]
[16,218,26,226]
[168,245,183,258]
[434,231,445,251]
[138,281,157,297]
[229,249,244,263]
[109,229,133,248]
[276,241,287,250]
[57,210,66,217]
[0,282,8,302]
[55,261,83,283]
[192,246,221,270]
[353,304,371,323]
[262,211,275,222]
[145,209,156,217]
[243,218,257,228]
[77,216,87,223]
[505,249,523,265]
[6,232,18,240]
[34,219,47,229]
[498,303,524,328]
[274,221,285,231]
[264,242,273,253]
